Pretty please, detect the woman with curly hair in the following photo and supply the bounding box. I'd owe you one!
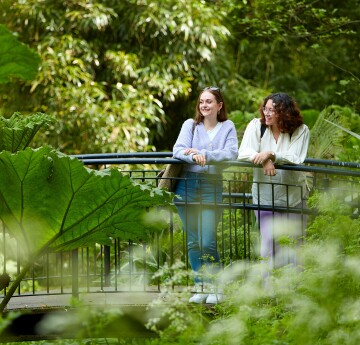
[238,92,310,273]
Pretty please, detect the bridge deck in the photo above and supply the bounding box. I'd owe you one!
[1,291,178,341]
[5,291,162,311]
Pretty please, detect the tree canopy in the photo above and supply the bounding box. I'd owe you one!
[0,0,358,154]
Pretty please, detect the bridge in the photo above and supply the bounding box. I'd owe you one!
[0,153,359,341]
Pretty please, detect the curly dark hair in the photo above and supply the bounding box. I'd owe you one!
[260,92,304,133]
[194,86,228,125]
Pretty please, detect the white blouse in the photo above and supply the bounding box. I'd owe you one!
[238,118,310,207]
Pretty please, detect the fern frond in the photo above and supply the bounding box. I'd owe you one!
[308,106,349,159]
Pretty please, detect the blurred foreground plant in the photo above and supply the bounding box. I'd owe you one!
[146,188,360,345]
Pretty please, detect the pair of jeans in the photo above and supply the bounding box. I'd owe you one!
[174,172,223,284]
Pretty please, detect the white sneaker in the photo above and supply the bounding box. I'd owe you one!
[189,284,209,304]
[205,285,224,304]
[189,292,209,304]
[205,292,224,304]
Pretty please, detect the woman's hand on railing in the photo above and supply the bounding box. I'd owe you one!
[192,153,206,167]
[262,159,276,176]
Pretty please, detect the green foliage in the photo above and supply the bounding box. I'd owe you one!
[308,105,354,159]
[335,109,360,162]
[225,0,360,111]
[0,24,40,84]
[147,260,210,343]
[307,191,360,256]
[338,139,360,163]
[0,0,231,154]
[228,110,258,140]
[0,146,173,254]
[0,112,55,152]
[0,112,175,312]
[301,109,319,129]
[142,185,360,345]
[0,145,174,312]
[1,0,359,153]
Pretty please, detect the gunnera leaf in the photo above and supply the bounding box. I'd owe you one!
[0,146,174,256]
[0,24,40,83]
[0,112,55,152]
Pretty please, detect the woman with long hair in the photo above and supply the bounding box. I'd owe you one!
[173,86,238,304]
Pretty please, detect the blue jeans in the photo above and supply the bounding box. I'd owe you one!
[174,172,223,284]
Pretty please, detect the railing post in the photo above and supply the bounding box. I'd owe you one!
[104,245,111,287]
[72,249,79,298]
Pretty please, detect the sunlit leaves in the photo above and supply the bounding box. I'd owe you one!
[0,24,40,84]
[105,51,139,80]
[0,112,55,152]
[307,105,352,159]
[65,2,118,32]
[0,0,230,154]
[1,0,358,154]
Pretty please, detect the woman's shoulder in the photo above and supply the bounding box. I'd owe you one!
[250,118,261,125]
[245,117,261,130]
[182,118,196,130]
[293,123,309,135]
[221,119,235,127]
[301,123,309,130]
[184,118,195,126]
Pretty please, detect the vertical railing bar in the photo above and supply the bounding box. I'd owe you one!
[86,247,90,292]
[104,245,111,287]
[2,224,7,296]
[128,240,132,291]
[155,231,161,292]
[100,245,104,290]
[72,248,79,298]
[60,252,64,293]
[46,253,50,293]
[227,179,232,265]
[16,241,21,295]
[143,242,147,291]
[114,239,118,291]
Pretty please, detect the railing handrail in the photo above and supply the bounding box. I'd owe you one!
[72,153,360,177]
[72,152,173,159]
[304,158,360,168]
[73,152,360,169]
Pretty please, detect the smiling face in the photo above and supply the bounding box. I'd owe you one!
[263,99,278,127]
[199,91,222,119]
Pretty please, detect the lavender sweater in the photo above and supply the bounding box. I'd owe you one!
[173,118,239,174]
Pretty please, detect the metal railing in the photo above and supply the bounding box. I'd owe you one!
[1,153,359,299]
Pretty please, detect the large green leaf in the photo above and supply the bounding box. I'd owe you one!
[0,146,173,255]
[0,112,55,152]
[0,24,40,83]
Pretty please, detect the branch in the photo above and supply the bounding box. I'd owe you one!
[324,119,360,140]
[323,58,360,83]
